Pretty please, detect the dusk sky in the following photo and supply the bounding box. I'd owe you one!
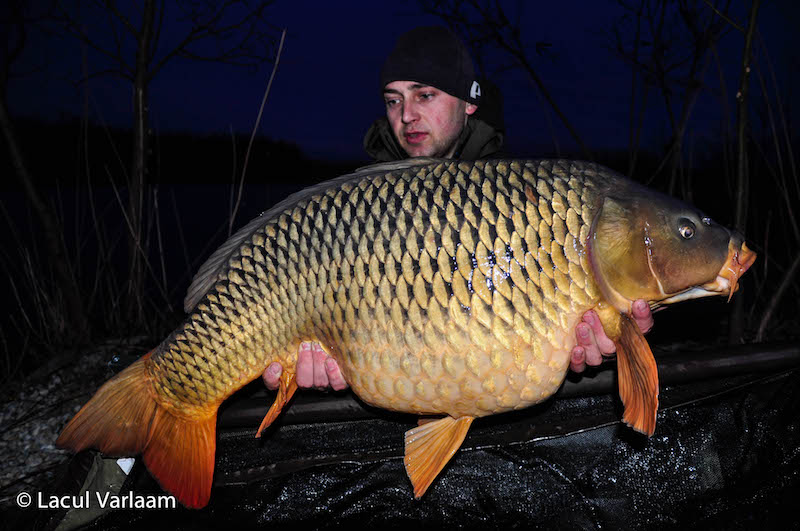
[8,1,799,162]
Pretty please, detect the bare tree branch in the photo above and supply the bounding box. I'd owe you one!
[44,0,279,323]
[77,66,132,83]
[52,4,131,78]
[148,1,274,79]
[729,0,762,344]
[102,0,138,39]
[151,0,167,65]
[420,0,593,158]
[702,0,743,32]
[734,0,761,233]
[610,0,732,190]
[756,251,800,343]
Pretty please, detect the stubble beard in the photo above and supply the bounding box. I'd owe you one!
[401,118,466,159]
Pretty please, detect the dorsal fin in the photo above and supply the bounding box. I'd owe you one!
[183,158,443,312]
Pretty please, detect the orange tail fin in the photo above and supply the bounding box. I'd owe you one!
[615,314,659,436]
[56,352,217,509]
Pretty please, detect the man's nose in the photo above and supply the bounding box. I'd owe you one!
[402,101,418,123]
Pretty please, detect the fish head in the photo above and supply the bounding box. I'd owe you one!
[589,186,756,313]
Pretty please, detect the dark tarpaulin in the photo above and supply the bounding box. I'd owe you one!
[32,345,800,529]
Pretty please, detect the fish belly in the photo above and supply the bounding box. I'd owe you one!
[336,316,578,418]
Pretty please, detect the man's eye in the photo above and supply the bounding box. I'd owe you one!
[420,93,434,100]
[385,99,399,107]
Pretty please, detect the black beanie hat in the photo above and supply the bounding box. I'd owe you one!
[381,26,481,104]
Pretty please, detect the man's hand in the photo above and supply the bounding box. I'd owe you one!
[262,341,348,391]
[569,299,653,373]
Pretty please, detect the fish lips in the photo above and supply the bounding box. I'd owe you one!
[712,239,757,302]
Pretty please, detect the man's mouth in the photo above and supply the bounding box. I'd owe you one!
[405,131,428,144]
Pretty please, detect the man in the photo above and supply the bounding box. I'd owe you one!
[362,25,504,161]
[263,26,652,392]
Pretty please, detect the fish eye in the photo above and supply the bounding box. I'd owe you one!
[678,219,696,239]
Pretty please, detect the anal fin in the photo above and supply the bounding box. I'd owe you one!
[404,415,474,498]
[255,369,297,438]
[615,313,659,436]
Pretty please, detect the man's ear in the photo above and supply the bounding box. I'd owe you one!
[466,103,478,116]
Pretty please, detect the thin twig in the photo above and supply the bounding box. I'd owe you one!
[757,30,800,209]
[229,28,287,236]
[733,0,761,233]
[751,63,800,244]
[756,251,800,342]
[169,187,192,294]
[702,0,744,33]
[104,167,171,306]
[729,0,762,344]
[153,186,170,299]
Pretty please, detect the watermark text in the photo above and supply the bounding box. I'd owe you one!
[16,491,176,510]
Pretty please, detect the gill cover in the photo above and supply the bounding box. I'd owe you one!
[589,187,733,313]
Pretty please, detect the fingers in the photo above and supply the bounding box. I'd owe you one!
[584,311,616,354]
[311,343,328,388]
[262,362,283,390]
[570,321,603,373]
[632,299,654,334]
[325,358,348,391]
[570,346,587,373]
[570,303,654,374]
[295,342,314,388]
[570,311,616,373]
[294,341,349,391]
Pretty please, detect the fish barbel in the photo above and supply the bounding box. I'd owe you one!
[57,158,756,508]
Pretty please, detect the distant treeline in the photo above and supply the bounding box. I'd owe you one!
[1,116,365,190]
[3,116,741,210]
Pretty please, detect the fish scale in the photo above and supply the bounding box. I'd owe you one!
[150,159,601,419]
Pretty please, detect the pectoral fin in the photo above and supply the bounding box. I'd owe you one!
[255,369,297,438]
[404,415,474,498]
[615,313,659,436]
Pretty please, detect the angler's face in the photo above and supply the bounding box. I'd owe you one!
[384,81,477,158]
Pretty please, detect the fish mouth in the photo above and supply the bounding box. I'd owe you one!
[653,240,756,308]
[709,240,757,302]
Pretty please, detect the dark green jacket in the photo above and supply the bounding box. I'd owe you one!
[362,116,504,162]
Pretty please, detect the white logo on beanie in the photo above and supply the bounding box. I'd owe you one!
[470,81,481,100]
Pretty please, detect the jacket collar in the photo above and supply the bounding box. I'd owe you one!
[363,117,504,162]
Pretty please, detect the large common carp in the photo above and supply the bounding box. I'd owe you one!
[57,158,755,508]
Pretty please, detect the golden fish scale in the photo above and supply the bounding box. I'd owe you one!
[149,160,607,419]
